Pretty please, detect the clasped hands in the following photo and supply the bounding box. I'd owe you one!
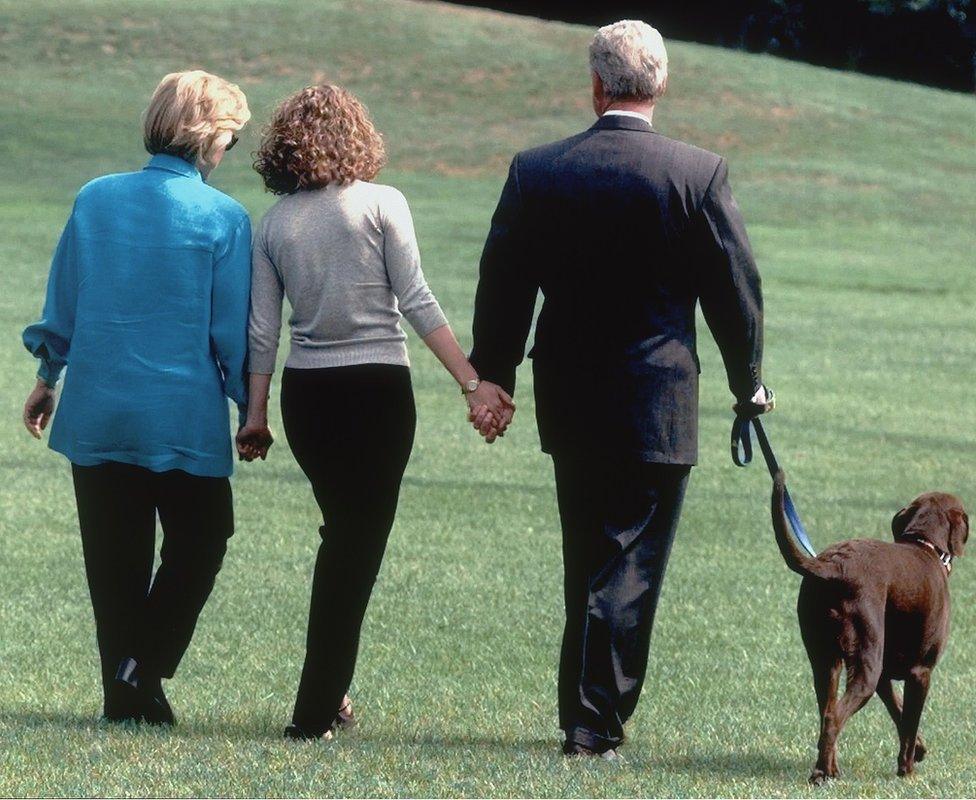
[236,418,274,462]
[465,380,515,444]
[236,379,515,462]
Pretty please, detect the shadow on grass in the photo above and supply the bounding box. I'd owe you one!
[645,748,802,780]
[0,708,102,732]
[0,708,805,782]
[0,708,556,755]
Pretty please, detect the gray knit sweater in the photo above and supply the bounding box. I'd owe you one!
[248,181,448,374]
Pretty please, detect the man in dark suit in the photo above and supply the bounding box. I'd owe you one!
[468,20,772,758]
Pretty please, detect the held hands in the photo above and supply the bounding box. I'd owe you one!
[236,419,274,462]
[465,381,515,444]
[23,380,55,439]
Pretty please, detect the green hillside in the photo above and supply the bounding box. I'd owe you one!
[0,0,974,796]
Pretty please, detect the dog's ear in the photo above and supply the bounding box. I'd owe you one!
[948,508,969,557]
[891,504,917,541]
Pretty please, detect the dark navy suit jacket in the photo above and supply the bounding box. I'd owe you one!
[469,114,763,464]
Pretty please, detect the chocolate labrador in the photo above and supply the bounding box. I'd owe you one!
[771,471,968,784]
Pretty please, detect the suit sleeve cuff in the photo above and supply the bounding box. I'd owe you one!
[470,357,516,396]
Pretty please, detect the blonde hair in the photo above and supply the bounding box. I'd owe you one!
[253,84,386,195]
[590,20,669,102]
[143,70,250,168]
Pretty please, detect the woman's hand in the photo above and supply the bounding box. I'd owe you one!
[236,421,274,461]
[466,381,515,444]
[23,380,55,439]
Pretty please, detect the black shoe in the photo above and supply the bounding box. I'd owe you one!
[563,741,621,760]
[115,657,176,726]
[140,676,175,726]
[284,723,333,741]
[102,696,142,724]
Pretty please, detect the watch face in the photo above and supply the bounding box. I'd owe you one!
[466,379,480,393]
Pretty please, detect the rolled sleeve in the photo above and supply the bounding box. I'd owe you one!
[380,188,449,338]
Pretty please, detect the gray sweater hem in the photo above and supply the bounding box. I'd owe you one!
[284,340,412,370]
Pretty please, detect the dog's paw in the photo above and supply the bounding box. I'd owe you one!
[809,769,832,786]
[914,737,927,762]
[897,762,914,778]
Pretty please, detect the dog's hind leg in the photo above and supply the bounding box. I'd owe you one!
[810,632,883,785]
[897,667,932,777]
[808,655,842,785]
[877,679,927,765]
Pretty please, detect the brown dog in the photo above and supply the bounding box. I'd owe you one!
[772,471,968,784]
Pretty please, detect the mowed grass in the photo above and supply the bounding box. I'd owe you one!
[1,0,974,796]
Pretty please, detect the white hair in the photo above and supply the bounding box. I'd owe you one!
[589,20,668,102]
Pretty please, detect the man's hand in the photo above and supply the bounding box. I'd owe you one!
[733,385,775,418]
[23,380,55,439]
[236,421,274,461]
[466,381,515,444]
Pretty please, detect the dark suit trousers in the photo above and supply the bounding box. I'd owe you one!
[281,365,416,735]
[71,462,233,710]
[552,453,690,751]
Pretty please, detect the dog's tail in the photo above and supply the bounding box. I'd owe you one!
[772,470,830,578]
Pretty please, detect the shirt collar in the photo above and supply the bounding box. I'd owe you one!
[602,109,653,128]
[144,153,202,180]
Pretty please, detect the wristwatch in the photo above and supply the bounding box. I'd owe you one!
[461,378,481,395]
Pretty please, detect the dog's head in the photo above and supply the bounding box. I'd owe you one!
[892,492,970,558]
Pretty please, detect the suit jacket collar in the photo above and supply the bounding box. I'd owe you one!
[590,114,655,134]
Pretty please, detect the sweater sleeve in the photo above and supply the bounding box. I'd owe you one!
[247,220,285,375]
[23,209,79,387]
[380,188,448,337]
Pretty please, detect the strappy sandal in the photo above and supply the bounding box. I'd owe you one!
[336,695,356,730]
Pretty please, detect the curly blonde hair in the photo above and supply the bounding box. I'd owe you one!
[253,85,386,194]
[144,70,250,169]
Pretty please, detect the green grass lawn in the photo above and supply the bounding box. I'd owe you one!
[1,0,974,796]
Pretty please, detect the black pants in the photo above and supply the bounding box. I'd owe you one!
[71,462,233,712]
[281,364,416,734]
[553,453,690,751]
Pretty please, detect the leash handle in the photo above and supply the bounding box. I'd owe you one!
[731,416,779,477]
[732,414,818,559]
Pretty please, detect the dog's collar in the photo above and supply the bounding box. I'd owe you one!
[903,536,953,573]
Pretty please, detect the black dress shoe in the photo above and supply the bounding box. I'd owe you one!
[139,676,175,726]
[115,657,176,726]
[102,697,142,724]
[284,723,333,741]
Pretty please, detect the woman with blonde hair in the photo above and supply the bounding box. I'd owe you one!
[22,70,252,725]
[238,84,513,739]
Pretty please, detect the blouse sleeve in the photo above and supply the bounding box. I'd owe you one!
[211,213,252,412]
[380,188,448,337]
[23,210,79,387]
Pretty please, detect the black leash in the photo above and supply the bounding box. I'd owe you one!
[731,412,817,558]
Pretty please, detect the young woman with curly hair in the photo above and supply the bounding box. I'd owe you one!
[239,84,514,740]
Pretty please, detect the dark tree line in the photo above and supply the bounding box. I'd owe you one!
[444,0,975,92]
